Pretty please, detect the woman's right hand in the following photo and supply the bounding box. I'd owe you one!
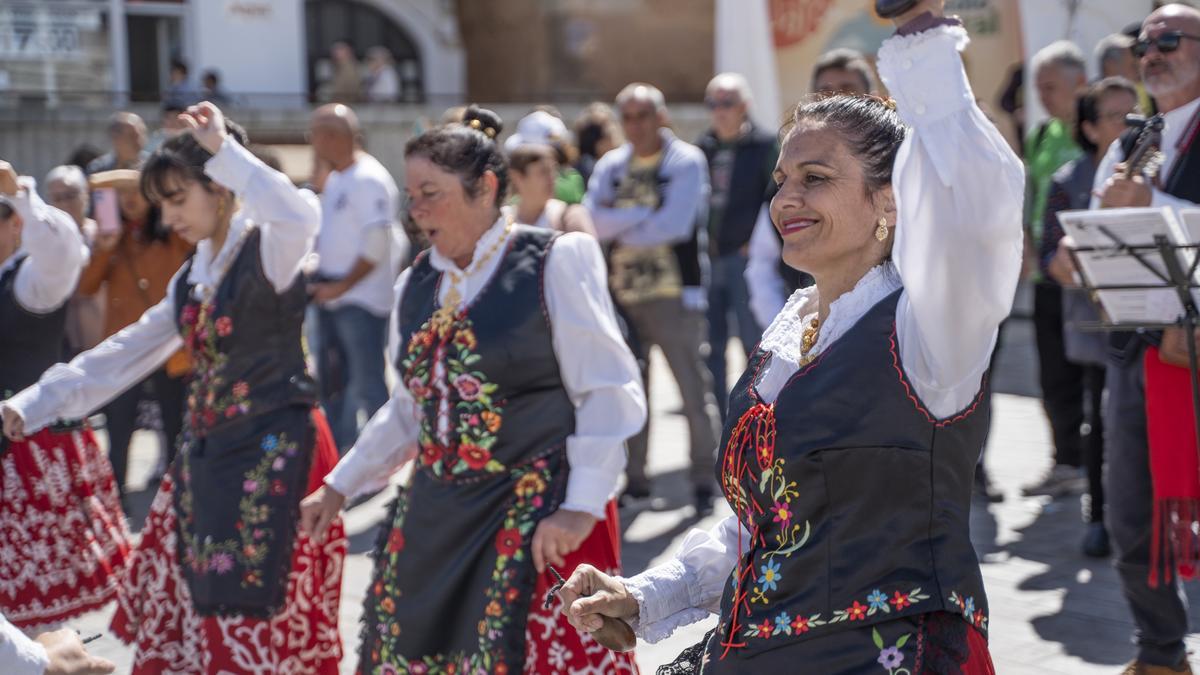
[179,102,229,156]
[299,485,346,541]
[1,403,26,441]
[558,564,639,634]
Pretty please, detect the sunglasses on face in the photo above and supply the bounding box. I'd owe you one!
[705,98,740,110]
[1133,31,1200,58]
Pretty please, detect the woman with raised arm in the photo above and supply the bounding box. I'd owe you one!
[0,160,130,633]
[0,103,346,674]
[558,2,1023,672]
[300,106,647,675]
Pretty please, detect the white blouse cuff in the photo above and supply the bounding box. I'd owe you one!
[561,464,620,519]
[622,560,714,644]
[877,25,973,124]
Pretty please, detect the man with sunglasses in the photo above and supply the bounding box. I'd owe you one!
[1092,5,1200,674]
[695,74,778,419]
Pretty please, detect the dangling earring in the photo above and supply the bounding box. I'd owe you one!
[875,217,889,242]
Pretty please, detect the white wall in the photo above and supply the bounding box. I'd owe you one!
[192,0,307,106]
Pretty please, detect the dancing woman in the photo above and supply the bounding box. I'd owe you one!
[301,106,646,674]
[559,2,1023,672]
[1,103,346,674]
[0,161,130,632]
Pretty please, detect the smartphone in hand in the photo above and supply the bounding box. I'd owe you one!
[93,187,121,236]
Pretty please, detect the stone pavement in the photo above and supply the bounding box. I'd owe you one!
[73,313,1200,673]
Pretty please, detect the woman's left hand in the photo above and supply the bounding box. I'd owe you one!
[531,509,597,573]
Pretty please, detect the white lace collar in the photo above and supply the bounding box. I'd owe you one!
[428,214,510,275]
[187,211,250,297]
[760,262,903,368]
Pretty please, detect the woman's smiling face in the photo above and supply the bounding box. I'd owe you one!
[770,120,891,277]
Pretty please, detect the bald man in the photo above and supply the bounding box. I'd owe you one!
[85,112,148,175]
[1091,5,1200,673]
[306,103,402,452]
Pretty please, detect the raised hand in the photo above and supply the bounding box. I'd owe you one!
[0,403,26,441]
[178,102,229,155]
[0,160,20,197]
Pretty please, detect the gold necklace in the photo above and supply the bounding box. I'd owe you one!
[430,215,514,333]
[799,317,820,365]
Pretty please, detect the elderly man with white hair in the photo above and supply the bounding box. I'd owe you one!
[43,165,105,354]
[1021,39,1091,501]
[695,73,778,418]
[583,82,722,515]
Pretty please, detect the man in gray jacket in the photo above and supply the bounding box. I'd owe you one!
[583,82,722,514]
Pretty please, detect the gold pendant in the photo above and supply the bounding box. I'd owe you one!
[430,285,463,336]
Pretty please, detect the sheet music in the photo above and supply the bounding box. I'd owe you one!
[1057,207,1193,324]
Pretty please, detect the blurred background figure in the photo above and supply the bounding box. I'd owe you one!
[508,144,596,235]
[86,113,148,175]
[163,59,197,109]
[505,109,585,204]
[574,102,622,186]
[696,72,777,416]
[584,82,721,514]
[77,169,192,506]
[1022,40,1089,499]
[200,69,230,107]
[320,41,363,103]
[1095,32,1154,113]
[1040,77,1141,558]
[42,165,106,356]
[810,47,876,95]
[364,47,400,103]
[306,103,400,453]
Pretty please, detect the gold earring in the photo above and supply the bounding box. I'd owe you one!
[875,217,889,242]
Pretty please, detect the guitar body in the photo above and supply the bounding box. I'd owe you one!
[875,0,920,18]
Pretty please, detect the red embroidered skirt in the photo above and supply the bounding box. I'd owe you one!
[110,409,346,674]
[0,426,131,629]
[526,500,639,675]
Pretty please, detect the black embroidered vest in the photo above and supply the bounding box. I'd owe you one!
[168,227,317,617]
[0,255,67,400]
[708,289,990,667]
[172,228,315,436]
[358,226,578,672]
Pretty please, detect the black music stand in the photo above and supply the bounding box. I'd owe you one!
[1068,227,1200,469]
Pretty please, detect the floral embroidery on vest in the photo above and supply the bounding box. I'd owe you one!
[181,301,251,431]
[948,591,988,631]
[872,626,913,674]
[740,587,931,641]
[362,458,552,674]
[176,432,299,587]
[402,308,505,478]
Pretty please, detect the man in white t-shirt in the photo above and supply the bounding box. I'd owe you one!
[307,104,403,451]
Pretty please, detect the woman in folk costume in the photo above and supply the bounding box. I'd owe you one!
[300,106,646,675]
[558,3,1024,673]
[0,161,131,632]
[1,103,346,674]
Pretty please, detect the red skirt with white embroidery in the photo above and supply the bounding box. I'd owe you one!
[0,426,132,629]
[110,409,347,675]
[525,500,640,675]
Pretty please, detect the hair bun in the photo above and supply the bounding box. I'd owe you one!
[462,105,503,140]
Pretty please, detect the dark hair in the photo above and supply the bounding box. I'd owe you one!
[131,204,169,243]
[574,103,619,159]
[404,104,508,208]
[0,196,13,221]
[141,119,249,204]
[67,144,102,171]
[811,48,875,94]
[1075,76,1139,155]
[782,95,907,194]
[170,59,189,76]
[509,144,556,174]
